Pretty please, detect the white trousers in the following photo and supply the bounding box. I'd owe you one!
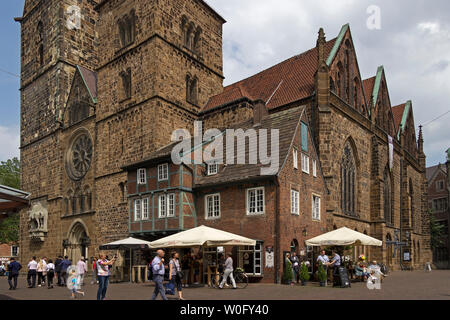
[220,269,236,288]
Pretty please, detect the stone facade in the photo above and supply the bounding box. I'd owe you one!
[18,0,431,279]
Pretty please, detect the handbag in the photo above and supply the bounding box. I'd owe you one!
[176,270,184,280]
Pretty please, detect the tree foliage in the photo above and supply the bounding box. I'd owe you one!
[0,213,20,243]
[430,210,446,249]
[0,157,21,243]
[0,157,21,190]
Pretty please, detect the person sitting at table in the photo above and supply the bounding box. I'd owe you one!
[354,261,370,281]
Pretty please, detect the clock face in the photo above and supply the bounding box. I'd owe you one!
[67,133,93,181]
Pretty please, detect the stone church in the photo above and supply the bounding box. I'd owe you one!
[17,0,431,281]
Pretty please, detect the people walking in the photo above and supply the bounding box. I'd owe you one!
[96,254,116,300]
[219,253,236,289]
[169,252,185,300]
[76,257,87,286]
[7,258,22,290]
[37,257,47,287]
[55,256,63,286]
[60,256,72,286]
[27,256,38,288]
[46,259,55,289]
[151,249,168,300]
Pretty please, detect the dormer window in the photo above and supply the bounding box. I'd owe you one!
[207,163,219,176]
[137,168,146,185]
[158,163,169,181]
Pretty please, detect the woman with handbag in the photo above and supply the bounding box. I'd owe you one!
[169,252,185,300]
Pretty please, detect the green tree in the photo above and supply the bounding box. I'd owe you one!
[282,257,293,284]
[0,157,21,189]
[0,157,21,244]
[299,262,310,283]
[430,210,446,249]
[0,213,20,243]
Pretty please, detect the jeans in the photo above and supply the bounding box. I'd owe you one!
[170,275,182,292]
[37,272,46,286]
[219,269,236,289]
[8,274,18,289]
[27,270,37,287]
[61,271,68,285]
[47,271,54,287]
[152,275,168,300]
[97,276,109,300]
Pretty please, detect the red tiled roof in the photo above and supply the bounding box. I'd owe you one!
[203,38,337,112]
[392,103,406,133]
[362,77,375,105]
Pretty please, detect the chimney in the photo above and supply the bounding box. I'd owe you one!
[253,100,268,126]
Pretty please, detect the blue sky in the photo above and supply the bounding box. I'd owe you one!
[0,0,22,161]
[0,0,449,167]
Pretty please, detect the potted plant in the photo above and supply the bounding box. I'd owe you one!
[282,258,293,285]
[299,262,310,286]
[318,263,327,287]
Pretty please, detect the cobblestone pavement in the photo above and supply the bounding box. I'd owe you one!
[1,270,449,300]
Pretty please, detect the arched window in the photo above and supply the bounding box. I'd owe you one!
[193,27,202,55]
[341,141,357,216]
[384,169,393,225]
[186,74,198,105]
[186,22,195,51]
[37,21,44,66]
[353,78,359,110]
[330,77,336,92]
[118,11,136,48]
[84,186,92,212]
[409,179,414,228]
[120,68,132,100]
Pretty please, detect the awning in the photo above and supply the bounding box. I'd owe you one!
[148,225,257,248]
[0,185,30,212]
[99,237,153,250]
[305,227,383,247]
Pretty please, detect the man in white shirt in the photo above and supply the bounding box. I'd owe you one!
[76,257,87,286]
[27,256,38,288]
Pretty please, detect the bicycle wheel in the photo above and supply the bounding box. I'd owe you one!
[234,272,249,289]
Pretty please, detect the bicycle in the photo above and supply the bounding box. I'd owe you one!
[210,268,249,289]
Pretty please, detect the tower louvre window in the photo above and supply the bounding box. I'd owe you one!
[118,10,136,48]
[120,68,132,100]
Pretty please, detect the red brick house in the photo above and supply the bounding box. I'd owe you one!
[427,150,450,269]
[123,105,328,283]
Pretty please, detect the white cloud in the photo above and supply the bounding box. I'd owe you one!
[0,125,20,161]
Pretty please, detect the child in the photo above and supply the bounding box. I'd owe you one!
[69,270,85,299]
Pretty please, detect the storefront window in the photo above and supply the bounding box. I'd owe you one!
[238,242,263,276]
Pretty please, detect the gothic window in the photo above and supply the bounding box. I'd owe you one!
[193,27,202,55]
[118,11,136,48]
[341,141,357,216]
[181,15,188,45]
[353,78,359,110]
[384,169,393,225]
[37,21,44,66]
[409,179,414,228]
[186,22,195,50]
[84,187,92,211]
[186,74,198,105]
[120,68,132,100]
[330,77,336,92]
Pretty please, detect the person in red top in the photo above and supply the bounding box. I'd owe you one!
[91,257,98,284]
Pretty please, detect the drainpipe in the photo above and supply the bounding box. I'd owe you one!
[274,176,281,284]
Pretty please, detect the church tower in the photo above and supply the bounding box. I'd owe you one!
[17,0,98,263]
[93,0,226,246]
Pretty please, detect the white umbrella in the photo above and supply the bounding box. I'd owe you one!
[148,225,257,248]
[99,237,153,283]
[305,227,383,247]
[99,237,153,250]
